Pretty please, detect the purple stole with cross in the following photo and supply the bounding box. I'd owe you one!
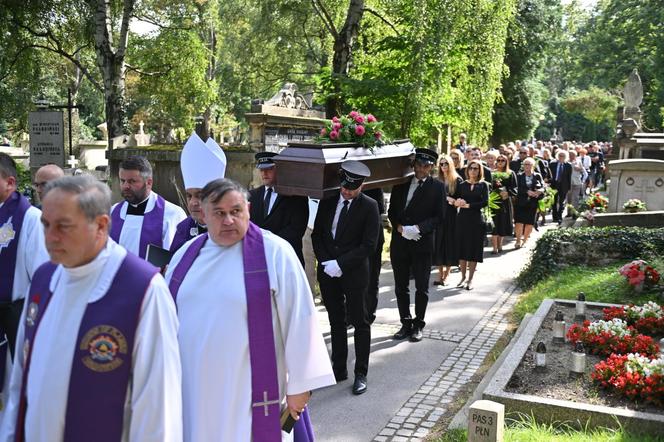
[110,194,165,259]
[15,252,158,442]
[0,191,31,395]
[169,216,198,253]
[169,222,316,442]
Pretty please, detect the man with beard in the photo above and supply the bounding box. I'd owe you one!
[170,134,227,253]
[111,156,186,258]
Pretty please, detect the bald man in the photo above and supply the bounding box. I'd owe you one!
[33,164,65,203]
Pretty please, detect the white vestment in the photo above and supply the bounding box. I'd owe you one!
[165,229,335,442]
[0,240,182,442]
[0,203,49,302]
[0,202,48,414]
[111,192,186,256]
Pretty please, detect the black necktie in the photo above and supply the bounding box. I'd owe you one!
[337,200,349,236]
[263,187,273,218]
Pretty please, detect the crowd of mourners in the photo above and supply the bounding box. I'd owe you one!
[432,135,610,287]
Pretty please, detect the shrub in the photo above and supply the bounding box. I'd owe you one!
[516,227,664,289]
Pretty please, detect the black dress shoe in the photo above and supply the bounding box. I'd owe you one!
[334,370,348,382]
[410,327,423,342]
[393,325,411,340]
[352,375,367,395]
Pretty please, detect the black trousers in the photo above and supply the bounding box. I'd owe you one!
[390,243,432,329]
[0,298,26,358]
[318,267,371,377]
[552,188,568,221]
[366,237,384,324]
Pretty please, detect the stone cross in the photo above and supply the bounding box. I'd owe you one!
[139,120,145,135]
[67,155,79,169]
[468,400,504,442]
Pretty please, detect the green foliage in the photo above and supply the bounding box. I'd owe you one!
[491,0,563,145]
[517,227,664,289]
[560,87,619,140]
[15,161,32,195]
[513,261,660,322]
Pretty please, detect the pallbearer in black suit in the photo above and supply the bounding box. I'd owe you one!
[362,188,385,324]
[388,148,446,342]
[312,161,380,395]
[248,152,309,265]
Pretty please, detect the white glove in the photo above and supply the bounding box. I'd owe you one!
[402,225,421,241]
[322,260,343,278]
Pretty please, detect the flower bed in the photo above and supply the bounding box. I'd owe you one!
[593,353,664,407]
[566,318,659,357]
[603,302,664,336]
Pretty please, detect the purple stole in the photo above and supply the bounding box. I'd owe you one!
[0,192,31,394]
[16,253,158,442]
[169,216,198,253]
[169,223,316,441]
[110,194,166,259]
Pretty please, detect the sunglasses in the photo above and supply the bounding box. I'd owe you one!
[468,167,480,171]
[496,159,506,163]
[440,162,449,166]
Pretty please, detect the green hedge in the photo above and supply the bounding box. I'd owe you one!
[516,227,664,289]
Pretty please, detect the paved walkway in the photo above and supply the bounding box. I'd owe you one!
[309,227,547,441]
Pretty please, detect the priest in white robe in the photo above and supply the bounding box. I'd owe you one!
[0,153,49,412]
[165,178,334,441]
[111,155,186,258]
[0,175,182,442]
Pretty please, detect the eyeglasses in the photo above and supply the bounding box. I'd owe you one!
[468,167,480,171]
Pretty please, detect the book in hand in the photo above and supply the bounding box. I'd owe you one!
[280,408,297,433]
[146,244,174,269]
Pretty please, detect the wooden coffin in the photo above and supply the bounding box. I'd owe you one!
[273,139,415,199]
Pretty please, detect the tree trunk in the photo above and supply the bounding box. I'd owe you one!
[89,0,134,149]
[326,0,365,118]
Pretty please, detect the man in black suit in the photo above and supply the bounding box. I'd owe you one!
[312,161,380,395]
[548,149,572,224]
[388,148,446,343]
[249,152,309,265]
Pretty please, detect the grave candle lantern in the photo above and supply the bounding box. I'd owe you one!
[575,292,586,320]
[659,338,664,359]
[535,341,547,369]
[553,310,565,343]
[570,341,586,374]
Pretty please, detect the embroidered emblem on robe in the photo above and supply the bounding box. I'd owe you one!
[80,325,128,372]
[0,219,16,249]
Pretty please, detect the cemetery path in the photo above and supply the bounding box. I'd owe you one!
[308,225,549,442]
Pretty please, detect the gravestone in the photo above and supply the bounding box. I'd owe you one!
[468,400,504,442]
[28,110,65,168]
[607,159,664,211]
[245,82,325,154]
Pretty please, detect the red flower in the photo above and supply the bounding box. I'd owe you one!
[366,114,377,123]
[329,130,339,140]
[355,125,366,136]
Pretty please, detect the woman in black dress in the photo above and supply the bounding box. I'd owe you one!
[490,154,517,254]
[513,157,544,248]
[450,159,489,290]
[433,154,463,286]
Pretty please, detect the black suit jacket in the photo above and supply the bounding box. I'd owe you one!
[311,192,380,279]
[388,176,445,254]
[249,186,309,264]
[515,172,545,208]
[548,160,572,196]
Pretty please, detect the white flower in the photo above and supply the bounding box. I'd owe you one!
[588,318,632,337]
